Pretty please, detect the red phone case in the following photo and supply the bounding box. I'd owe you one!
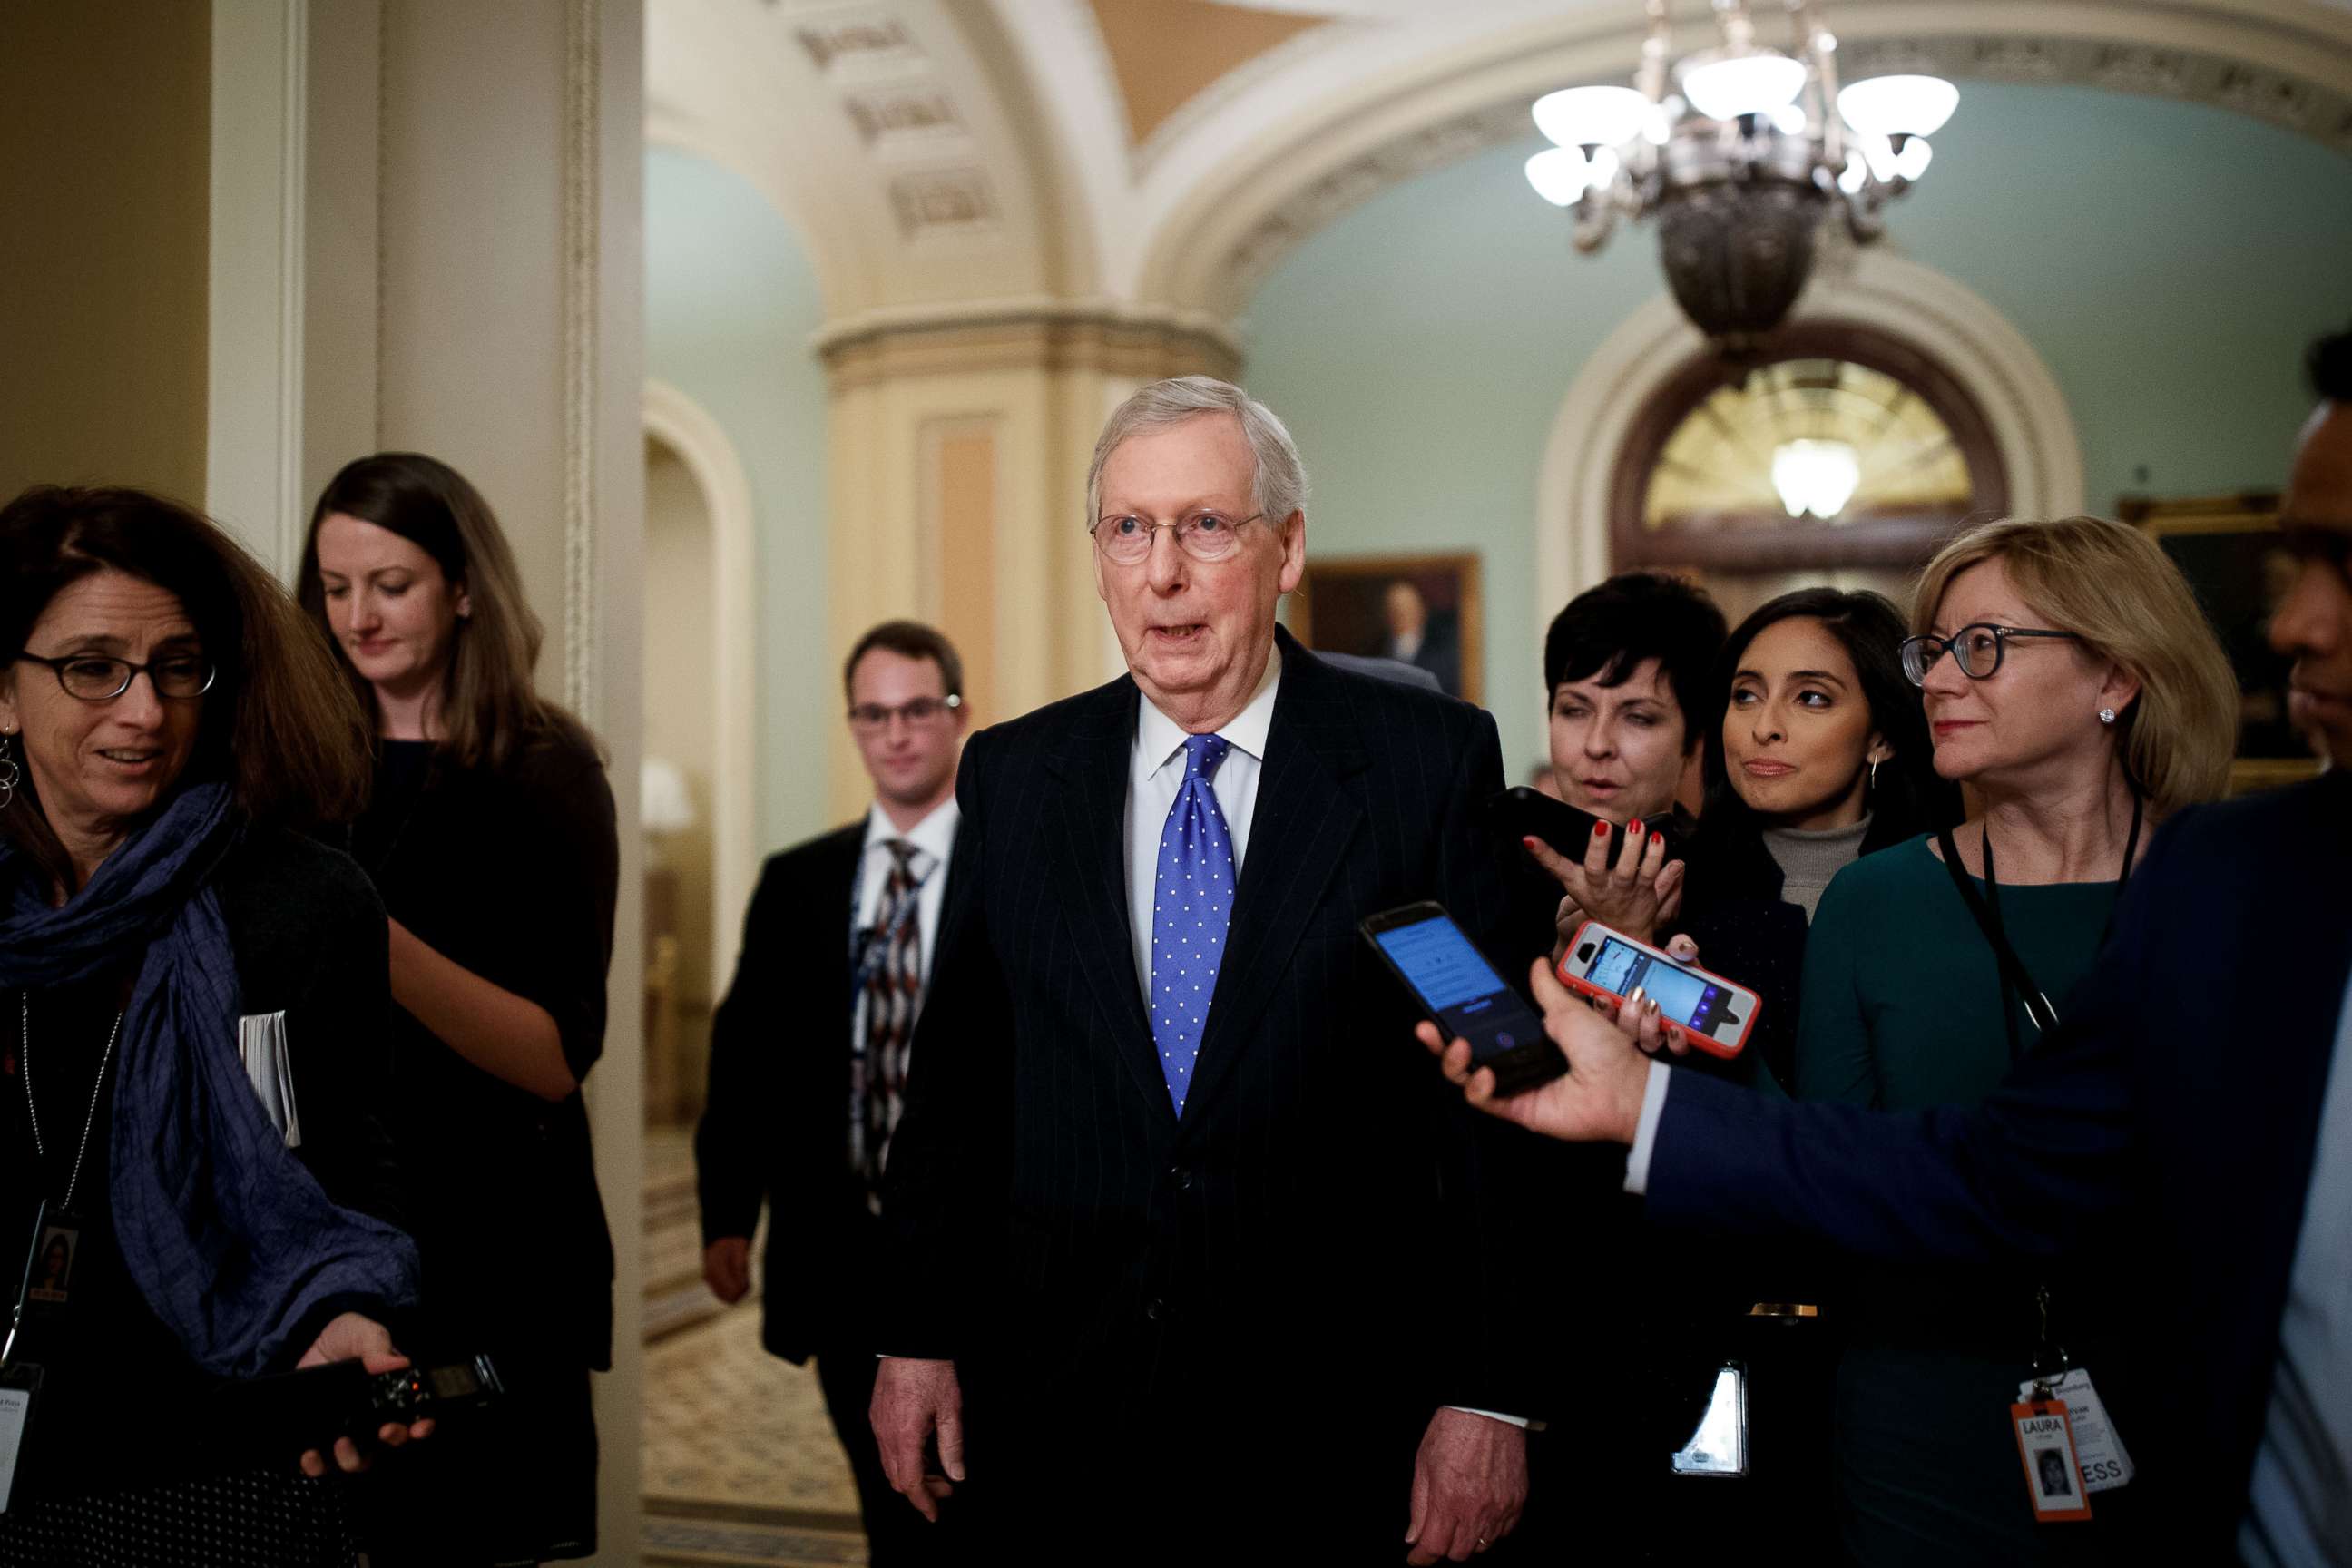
[1555,919,1758,1060]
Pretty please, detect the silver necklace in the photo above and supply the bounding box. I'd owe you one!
[20,992,124,1213]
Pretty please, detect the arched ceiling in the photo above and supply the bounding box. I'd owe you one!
[648,0,2352,329]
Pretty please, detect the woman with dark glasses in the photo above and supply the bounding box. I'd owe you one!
[1792,515,2236,1564]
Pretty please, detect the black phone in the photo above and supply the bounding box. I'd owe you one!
[216,1352,504,1460]
[1486,785,1680,867]
[1360,901,1563,1095]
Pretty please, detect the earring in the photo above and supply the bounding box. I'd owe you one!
[0,732,18,811]
[2099,708,2117,725]
[1868,759,1879,795]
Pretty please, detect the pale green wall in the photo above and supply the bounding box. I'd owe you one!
[645,146,833,853]
[1242,82,2352,771]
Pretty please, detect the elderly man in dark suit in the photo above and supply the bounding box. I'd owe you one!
[1426,327,2352,1565]
[697,621,970,1565]
[870,377,1543,1563]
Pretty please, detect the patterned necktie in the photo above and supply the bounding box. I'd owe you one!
[852,838,925,1201]
[1150,734,1237,1114]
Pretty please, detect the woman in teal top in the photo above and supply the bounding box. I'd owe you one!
[1794,515,2238,1565]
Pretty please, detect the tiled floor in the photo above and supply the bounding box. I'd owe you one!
[643,1128,867,1568]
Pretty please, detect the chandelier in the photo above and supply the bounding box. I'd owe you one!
[1525,0,1957,346]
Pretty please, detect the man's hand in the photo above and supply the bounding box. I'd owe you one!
[1405,1409,1527,1563]
[1416,959,1655,1145]
[703,1237,753,1304]
[293,1311,435,1477]
[1522,825,1682,950]
[870,1357,965,1522]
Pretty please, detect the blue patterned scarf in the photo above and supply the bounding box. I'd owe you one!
[0,782,419,1377]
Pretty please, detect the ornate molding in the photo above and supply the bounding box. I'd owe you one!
[563,0,600,718]
[1215,29,2352,311]
[818,302,1243,388]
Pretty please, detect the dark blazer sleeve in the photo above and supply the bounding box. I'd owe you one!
[1641,817,2177,1261]
[876,731,1014,1358]
[697,851,793,1245]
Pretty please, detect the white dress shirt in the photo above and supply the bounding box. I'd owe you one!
[1124,645,1281,1000]
[852,796,960,1063]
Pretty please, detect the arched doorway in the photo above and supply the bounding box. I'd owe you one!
[641,432,720,1131]
[1610,320,2009,625]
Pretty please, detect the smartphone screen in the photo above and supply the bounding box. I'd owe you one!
[1585,936,1740,1034]
[1370,913,1547,1065]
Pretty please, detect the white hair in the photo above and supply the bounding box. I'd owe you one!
[1085,376,1309,530]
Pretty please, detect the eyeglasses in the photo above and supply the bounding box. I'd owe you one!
[1088,510,1265,566]
[15,652,218,702]
[1899,625,2080,686]
[848,694,961,731]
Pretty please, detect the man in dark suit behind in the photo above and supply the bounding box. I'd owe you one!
[1425,328,2352,1564]
[696,621,970,1565]
[870,377,1545,1563]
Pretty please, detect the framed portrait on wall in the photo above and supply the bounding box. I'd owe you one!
[2119,492,2323,795]
[1290,552,1483,704]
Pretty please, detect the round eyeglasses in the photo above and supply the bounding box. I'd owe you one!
[15,652,218,702]
[1088,510,1264,566]
[1899,625,2080,686]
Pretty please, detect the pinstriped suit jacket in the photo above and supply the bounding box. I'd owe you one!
[880,628,1544,1471]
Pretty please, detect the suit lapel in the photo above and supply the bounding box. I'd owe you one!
[1045,675,1178,1125]
[1181,632,1367,1119]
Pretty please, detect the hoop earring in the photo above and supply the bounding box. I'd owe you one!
[0,732,18,810]
[2098,708,2117,725]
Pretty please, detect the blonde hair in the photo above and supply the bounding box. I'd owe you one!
[1911,515,2237,815]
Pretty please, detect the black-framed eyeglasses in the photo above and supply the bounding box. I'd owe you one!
[15,652,218,702]
[848,694,961,731]
[1088,510,1265,566]
[1899,625,2080,686]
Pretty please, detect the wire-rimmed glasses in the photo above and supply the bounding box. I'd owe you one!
[15,652,218,702]
[1899,625,2080,686]
[848,694,962,732]
[1088,510,1265,566]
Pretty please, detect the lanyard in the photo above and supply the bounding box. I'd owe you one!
[1936,789,2143,1062]
[18,994,121,1214]
[848,842,934,1005]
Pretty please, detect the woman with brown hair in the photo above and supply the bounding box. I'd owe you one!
[1793,514,2237,1563]
[300,453,616,1565]
[0,485,429,1565]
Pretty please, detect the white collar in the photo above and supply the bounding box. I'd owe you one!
[1135,642,1283,775]
[863,795,960,865]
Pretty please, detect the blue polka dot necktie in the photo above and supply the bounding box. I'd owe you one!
[1151,734,1237,1114]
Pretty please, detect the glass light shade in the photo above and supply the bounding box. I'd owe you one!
[1680,53,1806,120]
[1643,99,1680,145]
[1894,136,1934,181]
[1858,133,1898,183]
[1525,147,1600,207]
[1838,152,1868,194]
[1769,103,1808,135]
[1771,439,1862,519]
[641,755,697,833]
[1533,85,1652,149]
[1838,74,1959,139]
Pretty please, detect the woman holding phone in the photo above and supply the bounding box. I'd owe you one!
[300,453,617,1565]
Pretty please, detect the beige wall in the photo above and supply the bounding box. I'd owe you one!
[0,0,211,503]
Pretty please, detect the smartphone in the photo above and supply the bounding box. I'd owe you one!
[1556,919,1759,1060]
[1360,901,1564,1095]
[1486,786,1681,867]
